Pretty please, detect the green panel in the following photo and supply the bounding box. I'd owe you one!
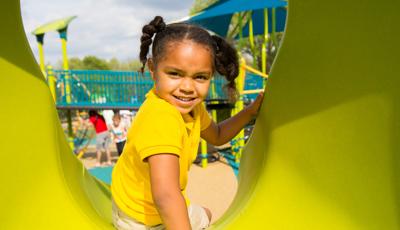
[214,0,400,229]
[32,15,77,35]
[0,1,112,229]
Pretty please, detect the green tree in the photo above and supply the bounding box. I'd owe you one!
[123,59,142,71]
[108,57,121,70]
[56,56,143,71]
[68,57,85,70]
[190,0,218,15]
[82,55,110,70]
[108,58,142,71]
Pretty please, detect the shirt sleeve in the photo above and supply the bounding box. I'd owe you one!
[89,117,95,125]
[134,108,183,161]
[199,103,212,131]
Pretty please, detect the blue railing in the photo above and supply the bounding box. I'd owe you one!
[52,70,233,109]
[243,73,265,101]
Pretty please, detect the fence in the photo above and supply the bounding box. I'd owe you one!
[51,69,263,109]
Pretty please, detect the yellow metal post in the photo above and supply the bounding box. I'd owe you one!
[211,80,218,121]
[262,9,269,75]
[248,12,257,68]
[262,9,269,89]
[59,28,74,149]
[238,12,244,48]
[35,34,46,77]
[201,101,211,168]
[61,38,69,71]
[60,32,71,103]
[211,110,217,123]
[231,57,246,162]
[201,139,208,168]
[46,65,56,102]
[271,8,278,47]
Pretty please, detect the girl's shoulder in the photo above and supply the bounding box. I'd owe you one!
[140,96,180,116]
[133,100,183,130]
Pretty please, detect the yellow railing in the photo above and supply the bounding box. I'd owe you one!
[201,60,267,167]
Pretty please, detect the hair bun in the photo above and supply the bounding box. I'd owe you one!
[151,16,166,33]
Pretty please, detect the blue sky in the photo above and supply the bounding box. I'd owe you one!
[21,0,194,66]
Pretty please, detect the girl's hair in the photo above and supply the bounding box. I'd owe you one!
[88,110,98,117]
[113,113,121,120]
[88,110,105,122]
[139,16,239,101]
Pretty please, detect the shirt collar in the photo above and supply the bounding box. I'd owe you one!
[146,89,198,131]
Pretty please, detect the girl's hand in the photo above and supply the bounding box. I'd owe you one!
[247,91,264,117]
[201,91,264,146]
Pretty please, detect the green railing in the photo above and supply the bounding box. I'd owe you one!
[52,70,231,109]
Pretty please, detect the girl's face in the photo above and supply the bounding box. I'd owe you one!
[149,40,213,115]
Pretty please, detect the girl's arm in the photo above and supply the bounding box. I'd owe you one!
[148,154,191,230]
[201,92,264,146]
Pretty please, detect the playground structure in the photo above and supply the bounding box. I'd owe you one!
[45,67,264,163]
[31,14,267,162]
[1,0,400,229]
[48,69,262,110]
[32,16,77,148]
[187,0,288,75]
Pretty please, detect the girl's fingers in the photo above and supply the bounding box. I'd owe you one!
[255,92,264,105]
[248,92,265,116]
[257,91,264,100]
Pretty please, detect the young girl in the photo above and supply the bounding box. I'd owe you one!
[110,113,128,156]
[111,16,264,230]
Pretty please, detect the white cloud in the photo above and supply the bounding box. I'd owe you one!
[21,0,194,66]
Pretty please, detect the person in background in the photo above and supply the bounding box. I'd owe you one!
[120,110,134,128]
[88,110,112,167]
[110,113,128,156]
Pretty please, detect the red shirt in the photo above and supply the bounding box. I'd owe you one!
[89,115,108,133]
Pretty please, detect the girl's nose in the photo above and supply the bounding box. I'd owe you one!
[179,78,194,93]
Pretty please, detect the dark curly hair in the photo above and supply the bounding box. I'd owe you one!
[139,16,239,101]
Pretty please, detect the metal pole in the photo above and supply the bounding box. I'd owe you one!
[46,65,57,102]
[248,11,257,68]
[232,56,246,163]
[35,33,46,77]
[271,8,278,47]
[59,28,74,149]
[262,9,269,75]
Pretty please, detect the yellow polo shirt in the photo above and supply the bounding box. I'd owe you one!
[111,89,212,226]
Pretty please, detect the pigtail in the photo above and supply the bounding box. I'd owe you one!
[212,35,239,102]
[139,16,166,73]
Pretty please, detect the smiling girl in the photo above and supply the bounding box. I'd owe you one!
[111,16,264,230]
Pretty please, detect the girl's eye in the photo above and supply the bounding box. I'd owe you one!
[168,72,179,76]
[195,75,209,81]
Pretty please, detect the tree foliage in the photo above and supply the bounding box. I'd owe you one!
[190,0,218,15]
[82,56,110,70]
[56,56,142,71]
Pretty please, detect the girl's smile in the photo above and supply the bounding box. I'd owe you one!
[149,40,213,114]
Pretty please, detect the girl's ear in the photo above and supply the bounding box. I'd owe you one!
[147,58,155,80]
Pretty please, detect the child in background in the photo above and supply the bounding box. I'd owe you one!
[88,110,112,167]
[111,16,264,230]
[110,113,127,156]
[120,110,134,128]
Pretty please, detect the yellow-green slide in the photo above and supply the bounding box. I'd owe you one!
[1,0,399,229]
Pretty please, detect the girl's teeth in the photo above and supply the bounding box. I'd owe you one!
[174,96,192,101]
[174,95,194,101]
